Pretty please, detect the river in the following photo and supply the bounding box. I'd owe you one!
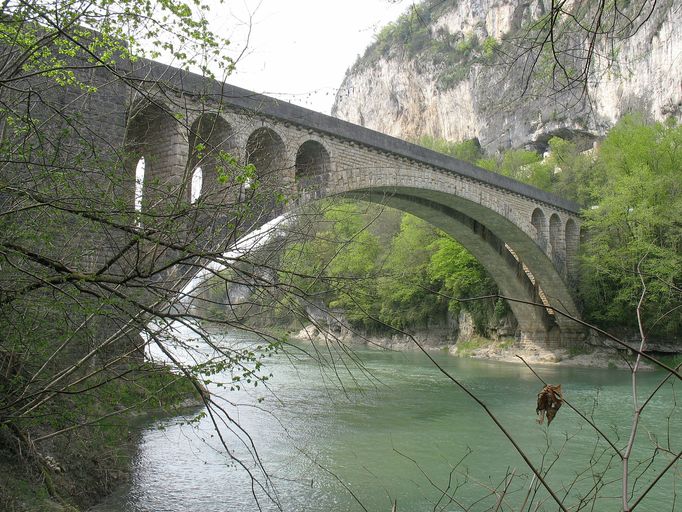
[91,327,679,511]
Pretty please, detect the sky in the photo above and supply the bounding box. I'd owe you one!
[213,0,410,114]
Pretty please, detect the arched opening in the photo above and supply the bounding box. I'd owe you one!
[134,157,145,213]
[190,166,202,204]
[336,182,582,344]
[549,213,563,272]
[531,208,547,251]
[295,140,330,186]
[125,101,185,221]
[565,218,580,282]
[336,191,560,343]
[188,114,235,203]
[245,127,286,188]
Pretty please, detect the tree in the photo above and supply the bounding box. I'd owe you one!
[427,233,499,332]
[0,1,302,509]
[501,0,662,99]
[375,214,444,328]
[580,116,682,336]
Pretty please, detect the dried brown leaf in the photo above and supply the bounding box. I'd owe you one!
[536,384,563,426]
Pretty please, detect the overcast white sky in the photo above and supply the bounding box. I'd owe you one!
[213,0,410,114]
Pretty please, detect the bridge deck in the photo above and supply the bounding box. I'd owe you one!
[134,60,580,215]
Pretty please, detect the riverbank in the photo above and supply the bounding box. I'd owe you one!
[291,324,680,371]
[452,337,652,370]
[0,363,203,512]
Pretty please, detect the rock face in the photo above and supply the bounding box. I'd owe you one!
[332,0,682,152]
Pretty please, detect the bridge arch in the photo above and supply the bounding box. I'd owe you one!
[188,113,236,204]
[121,89,584,347]
[124,102,184,214]
[549,213,564,274]
[295,140,330,190]
[290,165,584,346]
[245,127,287,190]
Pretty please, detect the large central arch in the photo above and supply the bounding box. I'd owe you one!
[291,158,584,347]
[341,190,566,345]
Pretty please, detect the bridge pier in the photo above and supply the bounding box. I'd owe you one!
[518,323,588,349]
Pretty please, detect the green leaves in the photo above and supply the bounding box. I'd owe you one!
[580,116,682,335]
[278,201,498,334]
[375,215,442,328]
[414,135,483,163]
[2,0,234,86]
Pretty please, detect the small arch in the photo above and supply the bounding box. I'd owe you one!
[549,213,564,272]
[295,140,330,183]
[531,208,547,250]
[134,157,145,213]
[125,101,184,217]
[190,166,203,204]
[188,114,235,201]
[245,127,286,187]
[565,218,580,281]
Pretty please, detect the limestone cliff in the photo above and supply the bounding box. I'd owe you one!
[332,0,682,152]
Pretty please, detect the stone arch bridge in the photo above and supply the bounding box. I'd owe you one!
[104,61,583,346]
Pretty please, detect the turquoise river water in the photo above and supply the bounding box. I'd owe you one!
[91,328,680,511]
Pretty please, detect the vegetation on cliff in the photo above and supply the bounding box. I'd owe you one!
[352,0,496,89]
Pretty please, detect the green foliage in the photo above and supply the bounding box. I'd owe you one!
[477,148,548,189]
[278,202,383,329]
[427,235,497,332]
[540,136,600,206]
[375,215,445,329]
[276,198,500,336]
[415,135,484,163]
[2,0,233,89]
[580,116,682,335]
[482,36,499,60]
[453,336,490,356]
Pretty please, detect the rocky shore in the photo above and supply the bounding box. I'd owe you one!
[291,324,679,371]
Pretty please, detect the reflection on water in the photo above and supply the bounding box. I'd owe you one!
[92,329,680,512]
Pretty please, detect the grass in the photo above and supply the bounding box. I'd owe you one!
[454,337,518,356]
[455,337,494,355]
[567,343,596,358]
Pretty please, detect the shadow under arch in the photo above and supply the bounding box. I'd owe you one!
[531,207,548,252]
[124,101,178,215]
[565,218,580,285]
[245,127,287,186]
[295,140,330,191]
[549,213,564,275]
[188,113,236,204]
